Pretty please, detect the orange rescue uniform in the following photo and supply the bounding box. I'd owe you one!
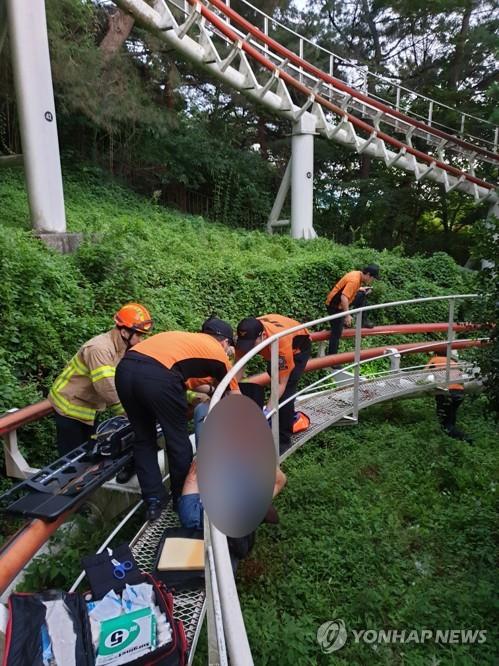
[425,355,464,391]
[326,270,363,307]
[132,332,239,392]
[256,314,310,380]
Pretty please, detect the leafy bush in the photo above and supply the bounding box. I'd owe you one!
[0,167,477,470]
[230,396,498,665]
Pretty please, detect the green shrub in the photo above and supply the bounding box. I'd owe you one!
[0,167,477,469]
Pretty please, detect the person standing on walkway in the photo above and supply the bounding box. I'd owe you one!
[325,264,380,356]
[234,314,311,456]
[115,319,239,521]
[48,303,153,456]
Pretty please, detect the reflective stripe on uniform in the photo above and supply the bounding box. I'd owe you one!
[48,388,96,422]
[52,355,89,394]
[110,402,125,415]
[90,365,116,383]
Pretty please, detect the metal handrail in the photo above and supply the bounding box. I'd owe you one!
[276,338,485,414]
[206,292,479,664]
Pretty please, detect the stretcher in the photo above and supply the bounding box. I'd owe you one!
[0,417,134,521]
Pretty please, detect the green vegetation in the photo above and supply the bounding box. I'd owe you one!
[0,168,495,663]
[1,1,497,258]
[0,167,476,476]
[233,396,498,665]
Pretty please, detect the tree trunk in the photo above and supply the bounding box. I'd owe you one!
[99,7,135,61]
[448,2,474,91]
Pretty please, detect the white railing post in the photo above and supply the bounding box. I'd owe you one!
[428,100,433,126]
[353,312,362,420]
[270,338,280,457]
[2,409,39,478]
[299,38,304,83]
[446,298,455,385]
[317,340,327,358]
[384,347,401,372]
[205,523,229,666]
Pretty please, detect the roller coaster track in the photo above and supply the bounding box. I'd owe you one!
[114,0,498,202]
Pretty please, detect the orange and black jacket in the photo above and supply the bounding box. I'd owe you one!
[132,331,239,392]
[257,314,310,380]
[326,270,362,307]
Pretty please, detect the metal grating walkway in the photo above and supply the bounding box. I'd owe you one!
[126,366,472,661]
[130,503,205,663]
[283,368,450,460]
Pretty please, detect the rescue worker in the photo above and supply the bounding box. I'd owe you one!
[425,352,472,442]
[325,264,380,355]
[234,314,311,456]
[48,303,153,457]
[115,319,240,522]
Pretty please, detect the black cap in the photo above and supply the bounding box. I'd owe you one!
[235,317,264,353]
[363,263,380,279]
[201,317,234,346]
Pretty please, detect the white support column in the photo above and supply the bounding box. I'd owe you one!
[7,0,66,233]
[267,160,291,233]
[291,115,317,239]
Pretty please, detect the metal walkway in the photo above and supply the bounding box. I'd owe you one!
[284,367,470,459]
[130,503,206,661]
[124,363,478,662]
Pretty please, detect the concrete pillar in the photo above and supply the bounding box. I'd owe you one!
[7,0,66,233]
[290,114,317,239]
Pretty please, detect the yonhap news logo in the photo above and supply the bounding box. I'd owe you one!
[317,620,487,653]
[316,620,348,653]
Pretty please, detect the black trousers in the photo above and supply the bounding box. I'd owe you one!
[115,352,193,504]
[435,391,464,435]
[54,412,95,457]
[327,290,368,355]
[267,336,311,456]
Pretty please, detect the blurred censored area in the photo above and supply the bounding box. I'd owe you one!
[197,394,276,538]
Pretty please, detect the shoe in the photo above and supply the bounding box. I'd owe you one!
[116,463,135,484]
[146,497,165,522]
[262,505,279,524]
[363,318,375,329]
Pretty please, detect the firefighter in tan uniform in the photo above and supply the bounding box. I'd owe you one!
[48,303,153,457]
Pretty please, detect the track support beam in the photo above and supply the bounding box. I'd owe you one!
[290,116,317,239]
[6,0,66,233]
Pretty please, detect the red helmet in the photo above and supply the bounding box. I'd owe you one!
[114,303,153,334]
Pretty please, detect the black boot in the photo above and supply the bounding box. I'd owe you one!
[145,496,166,522]
[116,461,135,484]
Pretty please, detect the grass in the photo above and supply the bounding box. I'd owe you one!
[197,394,498,665]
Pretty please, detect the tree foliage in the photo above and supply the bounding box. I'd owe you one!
[0,0,496,256]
